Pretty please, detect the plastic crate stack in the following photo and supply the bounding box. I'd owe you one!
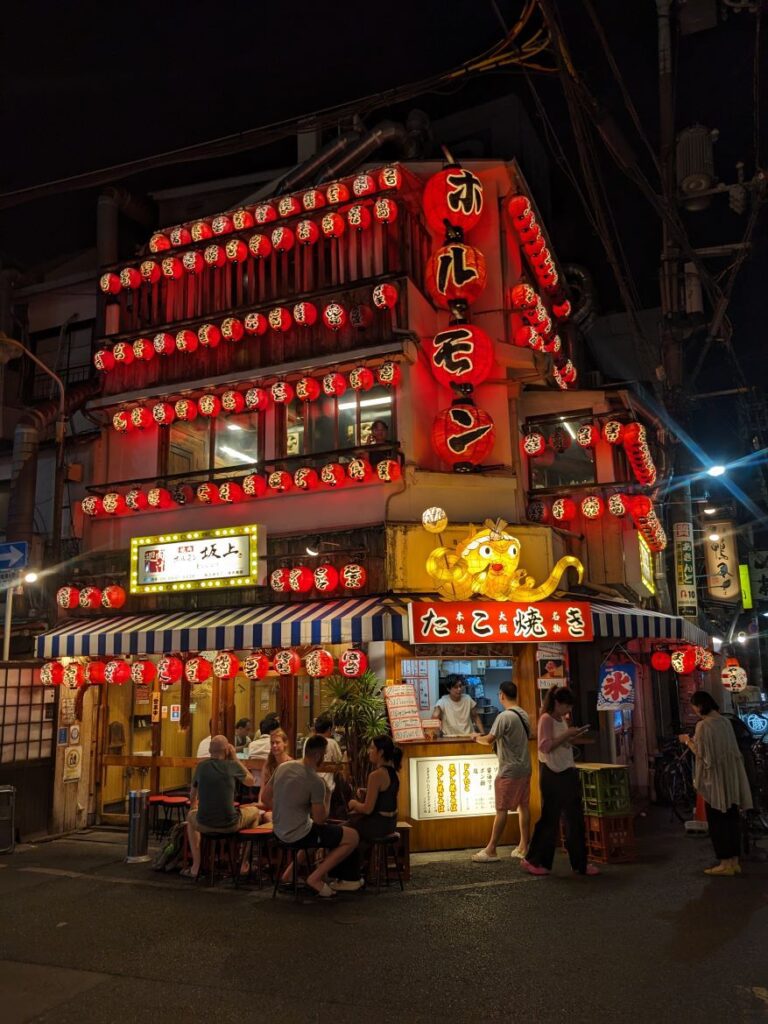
[578,764,635,864]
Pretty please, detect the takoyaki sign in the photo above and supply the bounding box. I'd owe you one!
[408,600,593,644]
[130,524,261,594]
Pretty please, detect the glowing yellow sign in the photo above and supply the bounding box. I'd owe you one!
[129,525,260,594]
[638,533,656,595]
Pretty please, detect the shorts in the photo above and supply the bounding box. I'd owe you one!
[280,822,344,850]
[495,775,531,812]
[187,804,261,833]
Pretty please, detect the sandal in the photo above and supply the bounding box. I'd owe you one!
[180,868,199,880]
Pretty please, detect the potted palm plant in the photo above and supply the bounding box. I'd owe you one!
[324,668,390,789]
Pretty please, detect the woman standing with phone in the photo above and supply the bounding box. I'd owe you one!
[522,686,598,877]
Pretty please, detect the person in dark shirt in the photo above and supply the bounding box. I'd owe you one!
[367,419,390,468]
[234,718,253,752]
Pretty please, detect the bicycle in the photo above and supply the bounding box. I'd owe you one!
[654,738,696,823]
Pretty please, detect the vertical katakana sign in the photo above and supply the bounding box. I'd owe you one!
[673,522,698,618]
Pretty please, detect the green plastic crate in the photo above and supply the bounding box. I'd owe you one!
[577,763,630,815]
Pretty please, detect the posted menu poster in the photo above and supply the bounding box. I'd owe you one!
[384,685,425,742]
[409,755,499,820]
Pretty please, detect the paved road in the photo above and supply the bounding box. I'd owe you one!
[1,815,767,1024]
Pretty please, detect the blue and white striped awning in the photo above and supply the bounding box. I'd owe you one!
[590,601,709,646]
[36,596,410,658]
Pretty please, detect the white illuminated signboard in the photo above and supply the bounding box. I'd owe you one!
[409,754,500,820]
[130,524,261,594]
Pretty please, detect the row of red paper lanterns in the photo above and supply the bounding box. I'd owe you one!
[507,195,562,295]
[650,646,715,674]
[510,282,576,389]
[56,585,126,611]
[270,563,367,594]
[101,199,400,296]
[143,168,402,254]
[40,647,369,688]
[80,458,402,518]
[94,283,400,375]
[522,419,658,488]
[527,492,667,550]
[110,363,400,432]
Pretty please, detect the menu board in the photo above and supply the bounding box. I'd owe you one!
[384,684,425,743]
[409,754,499,820]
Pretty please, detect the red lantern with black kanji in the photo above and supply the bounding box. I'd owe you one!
[270,381,294,405]
[326,182,349,204]
[671,648,696,675]
[203,243,226,269]
[102,585,126,609]
[378,165,401,190]
[225,239,248,263]
[321,212,345,238]
[305,649,335,678]
[152,402,175,426]
[175,398,198,421]
[81,496,104,517]
[374,361,400,388]
[220,317,244,343]
[172,484,195,506]
[513,326,540,350]
[184,656,212,684]
[181,250,204,275]
[248,233,273,259]
[550,498,576,523]
[41,661,64,686]
[322,302,347,331]
[295,377,321,402]
[126,488,148,512]
[322,372,347,397]
[244,651,270,680]
[423,166,484,234]
[268,470,293,493]
[321,463,346,488]
[340,648,369,678]
[157,656,184,685]
[191,220,213,242]
[268,307,292,333]
[214,652,240,679]
[112,410,132,433]
[695,647,715,671]
[271,226,295,253]
[196,482,220,504]
[580,495,605,520]
[313,564,339,593]
[347,204,372,231]
[220,391,245,416]
[147,487,174,509]
[372,283,399,310]
[94,349,115,373]
[86,661,107,685]
[233,209,254,230]
[294,467,320,490]
[289,567,314,593]
[198,394,222,418]
[140,259,162,283]
[425,323,494,390]
[296,219,320,246]
[373,197,398,224]
[270,568,291,593]
[722,659,748,692]
[341,564,367,590]
[161,256,184,280]
[602,420,625,445]
[527,499,550,524]
[112,342,134,366]
[348,366,374,391]
[376,459,401,483]
[63,662,86,688]
[511,283,538,310]
[521,432,547,458]
[293,302,318,328]
[432,403,495,468]
[149,232,171,253]
[425,243,487,309]
[175,330,198,354]
[153,332,176,357]
[243,313,268,337]
[105,659,131,686]
[347,458,373,483]
[273,649,301,676]
[607,493,630,518]
[277,195,302,218]
[211,214,234,236]
[631,495,653,520]
[132,338,155,363]
[219,482,245,504]
[99,272,121,295]
[57,586,80,610]
[131,660,156,685]
[79,586,102,609]
[254,203,277,225]
[302,189,326,211]
[651,651,672,672]
[120,267,142,290]
[346,305,372,332]
[549,427,572,454]
[168,225,191,246]
[576,424,599,449]
[245,387,270,412]
[352,173,376,197]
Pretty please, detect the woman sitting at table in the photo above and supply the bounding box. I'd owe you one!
[330,735,401,892]
[258,729,293,822]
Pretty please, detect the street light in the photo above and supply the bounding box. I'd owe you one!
[703,506,717,515]
[708,532,721,542]
[707,465,726,477]
[2,570,38,661]
[23,572,38,584]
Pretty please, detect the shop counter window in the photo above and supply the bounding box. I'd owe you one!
[283,387,396,458]
[526,413,596,492]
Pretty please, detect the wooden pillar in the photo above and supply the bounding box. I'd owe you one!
[516,643,542,824]
[222,677,235,739]
[210,676,221,735]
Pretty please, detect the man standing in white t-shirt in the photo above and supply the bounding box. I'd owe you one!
[432,675,482,736]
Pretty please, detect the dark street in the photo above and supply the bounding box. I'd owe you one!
[1,817,767,1024]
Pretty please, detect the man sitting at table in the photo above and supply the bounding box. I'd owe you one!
[184,735,261,880]
[261,735,359,899]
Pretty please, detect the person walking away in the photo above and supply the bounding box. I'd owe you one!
[521,687,598,877]
[261,735,359,899]
[472,681,531,862]
[680,690,753,875]
[331,736,402,891]
[185,735,260,879]
[433,674,483,736]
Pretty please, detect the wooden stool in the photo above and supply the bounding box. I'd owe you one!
[237,826,275,889]
[271,839,317,901]
[197,831,241,887]
[368,833,404,894]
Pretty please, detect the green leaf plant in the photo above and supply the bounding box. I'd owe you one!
[324,668,390,790]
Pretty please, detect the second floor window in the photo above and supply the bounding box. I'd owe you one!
[526,414,596,492]
[164,413,262,476]
[283,386,396,459]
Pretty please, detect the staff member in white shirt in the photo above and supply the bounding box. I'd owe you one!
[432,675,482,736]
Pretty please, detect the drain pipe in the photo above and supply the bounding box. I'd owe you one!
[318,119,419,182]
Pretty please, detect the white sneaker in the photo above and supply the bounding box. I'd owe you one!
[330,879,364,892]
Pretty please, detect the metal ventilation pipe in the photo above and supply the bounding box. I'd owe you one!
[318,118,425,182]
[97,187,155,266]
[274,129,364,196]
[563,263,596,333]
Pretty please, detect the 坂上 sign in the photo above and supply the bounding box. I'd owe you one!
[130,524,262,594]
[408,600,593,644]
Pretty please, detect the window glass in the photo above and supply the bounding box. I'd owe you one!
[309,396,339,453]
[285,399,306,457]
[359,385,395,450]
[168,419,211,475]
[214,411,260,468]
[526,415,596,491]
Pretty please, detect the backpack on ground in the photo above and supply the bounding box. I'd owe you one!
[152,820,187,872]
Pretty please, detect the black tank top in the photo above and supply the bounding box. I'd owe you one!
[373,766,399,814]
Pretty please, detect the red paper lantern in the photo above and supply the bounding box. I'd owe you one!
[153,332,176,357]
[244,312,268,336]
[175,329,198,354]
[211,214,234,236]
[321,212,345,238]
[606,493,629,518]
[321,463,346,488]
[161,257,184,280]
[204,244,227,269]
[273,649,301,676]
[294,466,320,490]
[79,586,102,609]
[81,496,104,517]
[120,267,142,290]
[341,564,367,590]
[245,387,270,412]
[220,317,244,342]
[149,232,171,253]
[270,568,292,592]
[580,495,605,520]
[196,482,221,504]
[234,209,255,231]
[172,484,196,506]
[102,492,127,515]
[181,250,204,275]
[152,402,176,426]
[305,649,335,677]
[112,410,132,433]
[631,495,653,520]
[376,361,401,388]
[576,424,599,449]
[86,661,107,685]
[425,323,494,389]
[270,226,295,253]
[99,272,121,295]
[105,659,132,684]
[373,197,398,224]
[651,651,672,672]
[348,366,374,391]
[243,473,267,497]
[174,398,198,421]
[131,660,156,685]
[521,432,547,458]
[426,243,487,309]
[184,656,212,684]
[423,166,484,234]
[198,394,222,418]
[94,349,115,372]
[56,586,80,609]
[41,661,64,686]
[350,304,374,330]
[432,403,495,468]
[243,651,270,680]
[696,647,715,671]
[372,282,399,309]
[313,564,339,593]
[277,195,302,218]
[322,302,347,331]
[671,648,697,675]
[140,259,162,283]
[221,390,246,415]
[292,302,318,328]
[157,656,184,684]
[132,338,155,362]
[352,173,376,197]
[214,651,240,678]
[225,238,248,263]
[63,662,86,688]
[550,498,577,523]
[513,326,541,350]
[340,648,369,678]
[302,189,326,211]
[346,458,373,483]
[549,427,572,454]
[247,233,273,259]
[511,283,538,310]
[270,381,294,404]
[326,182,350,204]
[168,225,191,246]
[102,585,126,609]
[268,307,292,332]
[112,342,134,365]
[296,219,320,245]
[253,203,277,225]
[526,499,550,524]
[191,220,213,242]
[289,566,314,593]
[376,459,401,482]
[268,470,293,493]
[219,481,245,504]
[347,204,372,231]
[322,372,347,397]
[378,166,402,190]
[294,378,320,404]
[602,420,625,445]
[147,487,174,509]
[125,488,148,512]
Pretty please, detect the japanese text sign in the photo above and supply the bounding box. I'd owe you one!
[384,684,425,743]
[597,662,637,710]
[130,524,261,594]
[408,600,593,644]
[703,521,740,603]
[673,522,697,617]
[409,754,499,819]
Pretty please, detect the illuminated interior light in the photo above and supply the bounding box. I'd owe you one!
[218,445,258,463]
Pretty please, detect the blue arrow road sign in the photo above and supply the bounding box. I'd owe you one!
[0,542,28,570]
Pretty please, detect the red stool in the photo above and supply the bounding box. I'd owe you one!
[237,826,275,889]
[197,831,241,887]
[149,795,189,840]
